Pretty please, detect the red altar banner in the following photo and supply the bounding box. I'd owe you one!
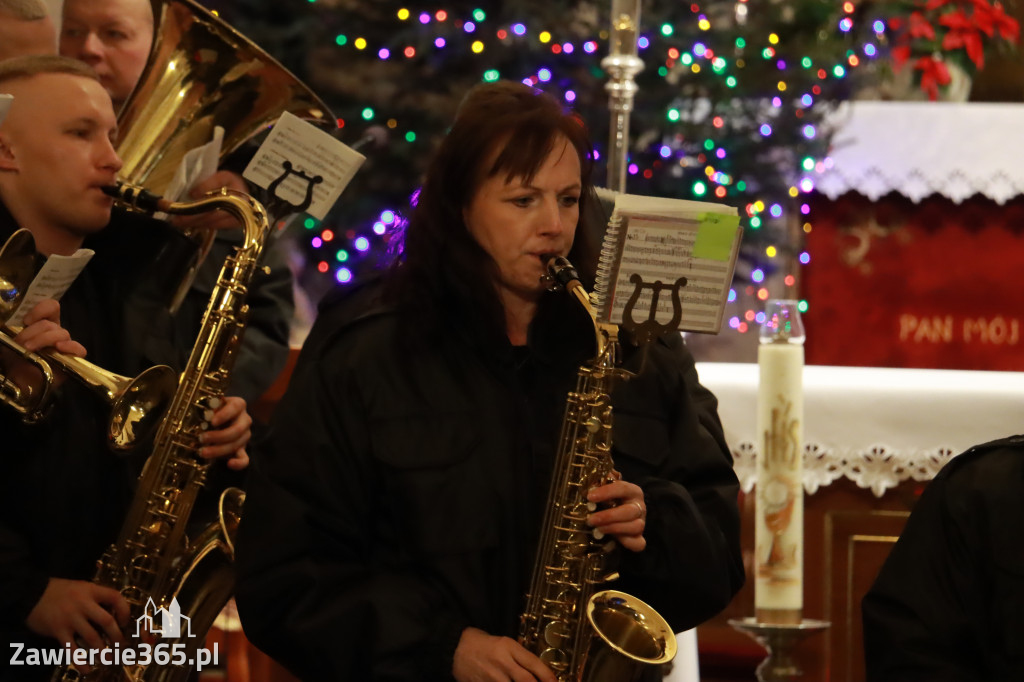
[803,193,1024,371]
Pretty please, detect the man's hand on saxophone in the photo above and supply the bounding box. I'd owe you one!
[25,577,130,653]
[586,475,648,553]
[197,394,252,470]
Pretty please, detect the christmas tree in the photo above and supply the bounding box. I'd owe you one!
[209,0,886,343]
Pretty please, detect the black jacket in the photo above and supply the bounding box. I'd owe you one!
[235,293,744,681]
[862,435,1024,681]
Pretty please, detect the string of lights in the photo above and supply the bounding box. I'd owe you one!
[290,0,889,335]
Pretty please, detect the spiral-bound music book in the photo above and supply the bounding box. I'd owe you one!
[589,189,742,335]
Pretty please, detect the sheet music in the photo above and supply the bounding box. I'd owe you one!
[162,126,224,203]
[243,112,365,220]
[598,194,741,334]
[7,249,94,329]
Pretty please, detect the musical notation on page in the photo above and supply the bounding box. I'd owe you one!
[592,191,742,336]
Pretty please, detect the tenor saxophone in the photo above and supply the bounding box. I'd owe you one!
[53,182,270,682]
[518,257,677,682]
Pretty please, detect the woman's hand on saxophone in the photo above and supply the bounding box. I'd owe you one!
[453,627,557,682]
[198,395,252,470]
[586,475,648,553]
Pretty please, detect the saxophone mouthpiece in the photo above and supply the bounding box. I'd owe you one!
[103,181,172,214]
[544,255,581,291]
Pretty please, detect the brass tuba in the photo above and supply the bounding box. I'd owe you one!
[113,0,336,311]
[518,257,677,682]
[116,0,335,196]
[0,229,177,448]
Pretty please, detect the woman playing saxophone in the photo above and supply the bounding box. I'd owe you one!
[236,80,744,682]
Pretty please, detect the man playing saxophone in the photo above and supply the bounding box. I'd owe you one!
[236,81,744,682]
[0,55,250,681]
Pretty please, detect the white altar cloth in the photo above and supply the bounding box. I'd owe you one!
[816,101,1024,204]
[695,362,1024,496]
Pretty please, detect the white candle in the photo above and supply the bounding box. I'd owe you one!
[755,300,804,624]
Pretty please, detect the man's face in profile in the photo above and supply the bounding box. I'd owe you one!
[0,73,123,239]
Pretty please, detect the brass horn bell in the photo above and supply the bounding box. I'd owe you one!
[0,230,178,449]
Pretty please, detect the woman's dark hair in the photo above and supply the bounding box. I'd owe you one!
[385,80,598,343]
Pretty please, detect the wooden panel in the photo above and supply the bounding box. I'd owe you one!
[824,511,908,682]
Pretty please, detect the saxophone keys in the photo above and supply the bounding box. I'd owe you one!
[543,619,571,647]
[539,647,570,672]
[200,396,224,426]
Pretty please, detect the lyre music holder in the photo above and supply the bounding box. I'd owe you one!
[620,273,688,346]
[260,160,323,219]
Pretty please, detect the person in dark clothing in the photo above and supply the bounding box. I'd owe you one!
[235,81,744,682]
[0,55,250,681]
[61,0,296,406]
[862,435,1024,681]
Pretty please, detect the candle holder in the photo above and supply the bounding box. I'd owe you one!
[728,617,830,682]
[601,0,644,192]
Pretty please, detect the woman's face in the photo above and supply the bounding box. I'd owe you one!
[463,137,582,304]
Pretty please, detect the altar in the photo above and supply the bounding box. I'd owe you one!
[804,101,1024,372]
[693,361,1024,680]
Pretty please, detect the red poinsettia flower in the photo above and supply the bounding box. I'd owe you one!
[939,10,987,67]
[969,0,1020,41]
[913,55,952,99]
[907,10,938,39]
[887,0,1021,96]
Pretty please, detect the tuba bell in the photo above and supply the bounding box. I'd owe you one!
[0,229,178,448]
[113,0,337,312]
[116,0,335,196]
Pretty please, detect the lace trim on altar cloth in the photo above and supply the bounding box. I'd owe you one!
[731,442,960,497]
[816,165,1024,205]
[815,101,1024,205]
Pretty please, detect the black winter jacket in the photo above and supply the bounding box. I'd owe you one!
[863,435,1024,681]
[236,294,744,681]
